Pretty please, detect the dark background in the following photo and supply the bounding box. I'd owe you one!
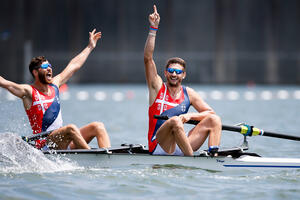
[1,0,299,84]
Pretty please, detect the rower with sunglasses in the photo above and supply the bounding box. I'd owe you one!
[144,5,222,156]
[0,29,111,150]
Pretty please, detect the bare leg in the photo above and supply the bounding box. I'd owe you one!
[188,114,222,151]
[69,122,111,149]
[47,124,90,150]
[156,116,193,156]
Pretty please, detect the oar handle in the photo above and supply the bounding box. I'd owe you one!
[22,130,52,142]
[154,115,199,125]
[154,115,300,141]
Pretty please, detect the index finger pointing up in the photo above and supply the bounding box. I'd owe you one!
[153,5,158,14]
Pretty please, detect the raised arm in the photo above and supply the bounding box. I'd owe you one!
[53,29,102,87]
[0,76,32,109]
[144,5,163,95]
[0,76,31,98]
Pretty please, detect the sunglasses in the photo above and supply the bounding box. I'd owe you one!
[40,63,52,69]
[167,68,184,75]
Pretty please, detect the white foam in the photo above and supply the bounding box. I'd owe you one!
[0,133,82,174]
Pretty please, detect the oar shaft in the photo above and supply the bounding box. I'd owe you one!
[154,115,300,141]
[262,131,300,141]
[22,131,52,142]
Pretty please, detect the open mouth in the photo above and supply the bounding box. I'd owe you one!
[46,72,52,80]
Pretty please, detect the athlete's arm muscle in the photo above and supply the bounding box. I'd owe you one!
[53,29,101,87]
[0,76,32,109]
[144,5,163,105]
[179,87,215,123]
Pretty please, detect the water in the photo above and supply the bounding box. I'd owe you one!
[0,84,300,200]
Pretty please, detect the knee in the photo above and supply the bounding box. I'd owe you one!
[204,114,222,128]
[90,122,107,135]
[65,124,80,135]
[168,116,184,131]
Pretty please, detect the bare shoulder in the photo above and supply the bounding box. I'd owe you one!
[49,78,60,88]
[22,83,32,90]
[186,87,200,101]
[11,83,32,99]
[21,84,33,97]
[186,86,212,111]
[52,75,61,87]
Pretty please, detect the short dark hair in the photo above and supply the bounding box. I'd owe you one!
[165,57,186,70]
[29,56,47,77]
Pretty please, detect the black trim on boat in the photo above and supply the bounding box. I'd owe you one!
[42,144,260,158]
[42,144,148,155]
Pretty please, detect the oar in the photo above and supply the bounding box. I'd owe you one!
[154,115,300,141]
[22,130,53,142]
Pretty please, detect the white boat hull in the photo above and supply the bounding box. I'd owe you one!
[43,145,300,171]
[45,153,300,171]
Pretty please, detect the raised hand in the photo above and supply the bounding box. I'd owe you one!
[88,29,102,49]
[148,5,160,28]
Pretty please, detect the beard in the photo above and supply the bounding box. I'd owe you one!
[38,71,52,84]
[167,76,182,87]
[168,81,178,87]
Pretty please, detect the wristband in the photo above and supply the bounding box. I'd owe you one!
[149,32,156,37]
[150,26,158,31]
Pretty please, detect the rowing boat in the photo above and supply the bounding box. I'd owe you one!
[42,143,300,171]
[22,115,300,171]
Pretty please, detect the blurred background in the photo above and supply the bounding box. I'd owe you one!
[0,0,299,85]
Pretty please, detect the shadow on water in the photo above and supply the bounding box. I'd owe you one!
[151,164,220,173]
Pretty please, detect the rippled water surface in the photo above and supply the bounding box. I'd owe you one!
[0,84,300,200]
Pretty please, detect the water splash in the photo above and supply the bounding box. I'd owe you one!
[0,132,81,174]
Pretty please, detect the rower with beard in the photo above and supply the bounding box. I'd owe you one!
[0,29,111,150]
[144,5,222,156]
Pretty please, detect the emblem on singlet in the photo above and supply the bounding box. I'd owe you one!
[181,105,186,112]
